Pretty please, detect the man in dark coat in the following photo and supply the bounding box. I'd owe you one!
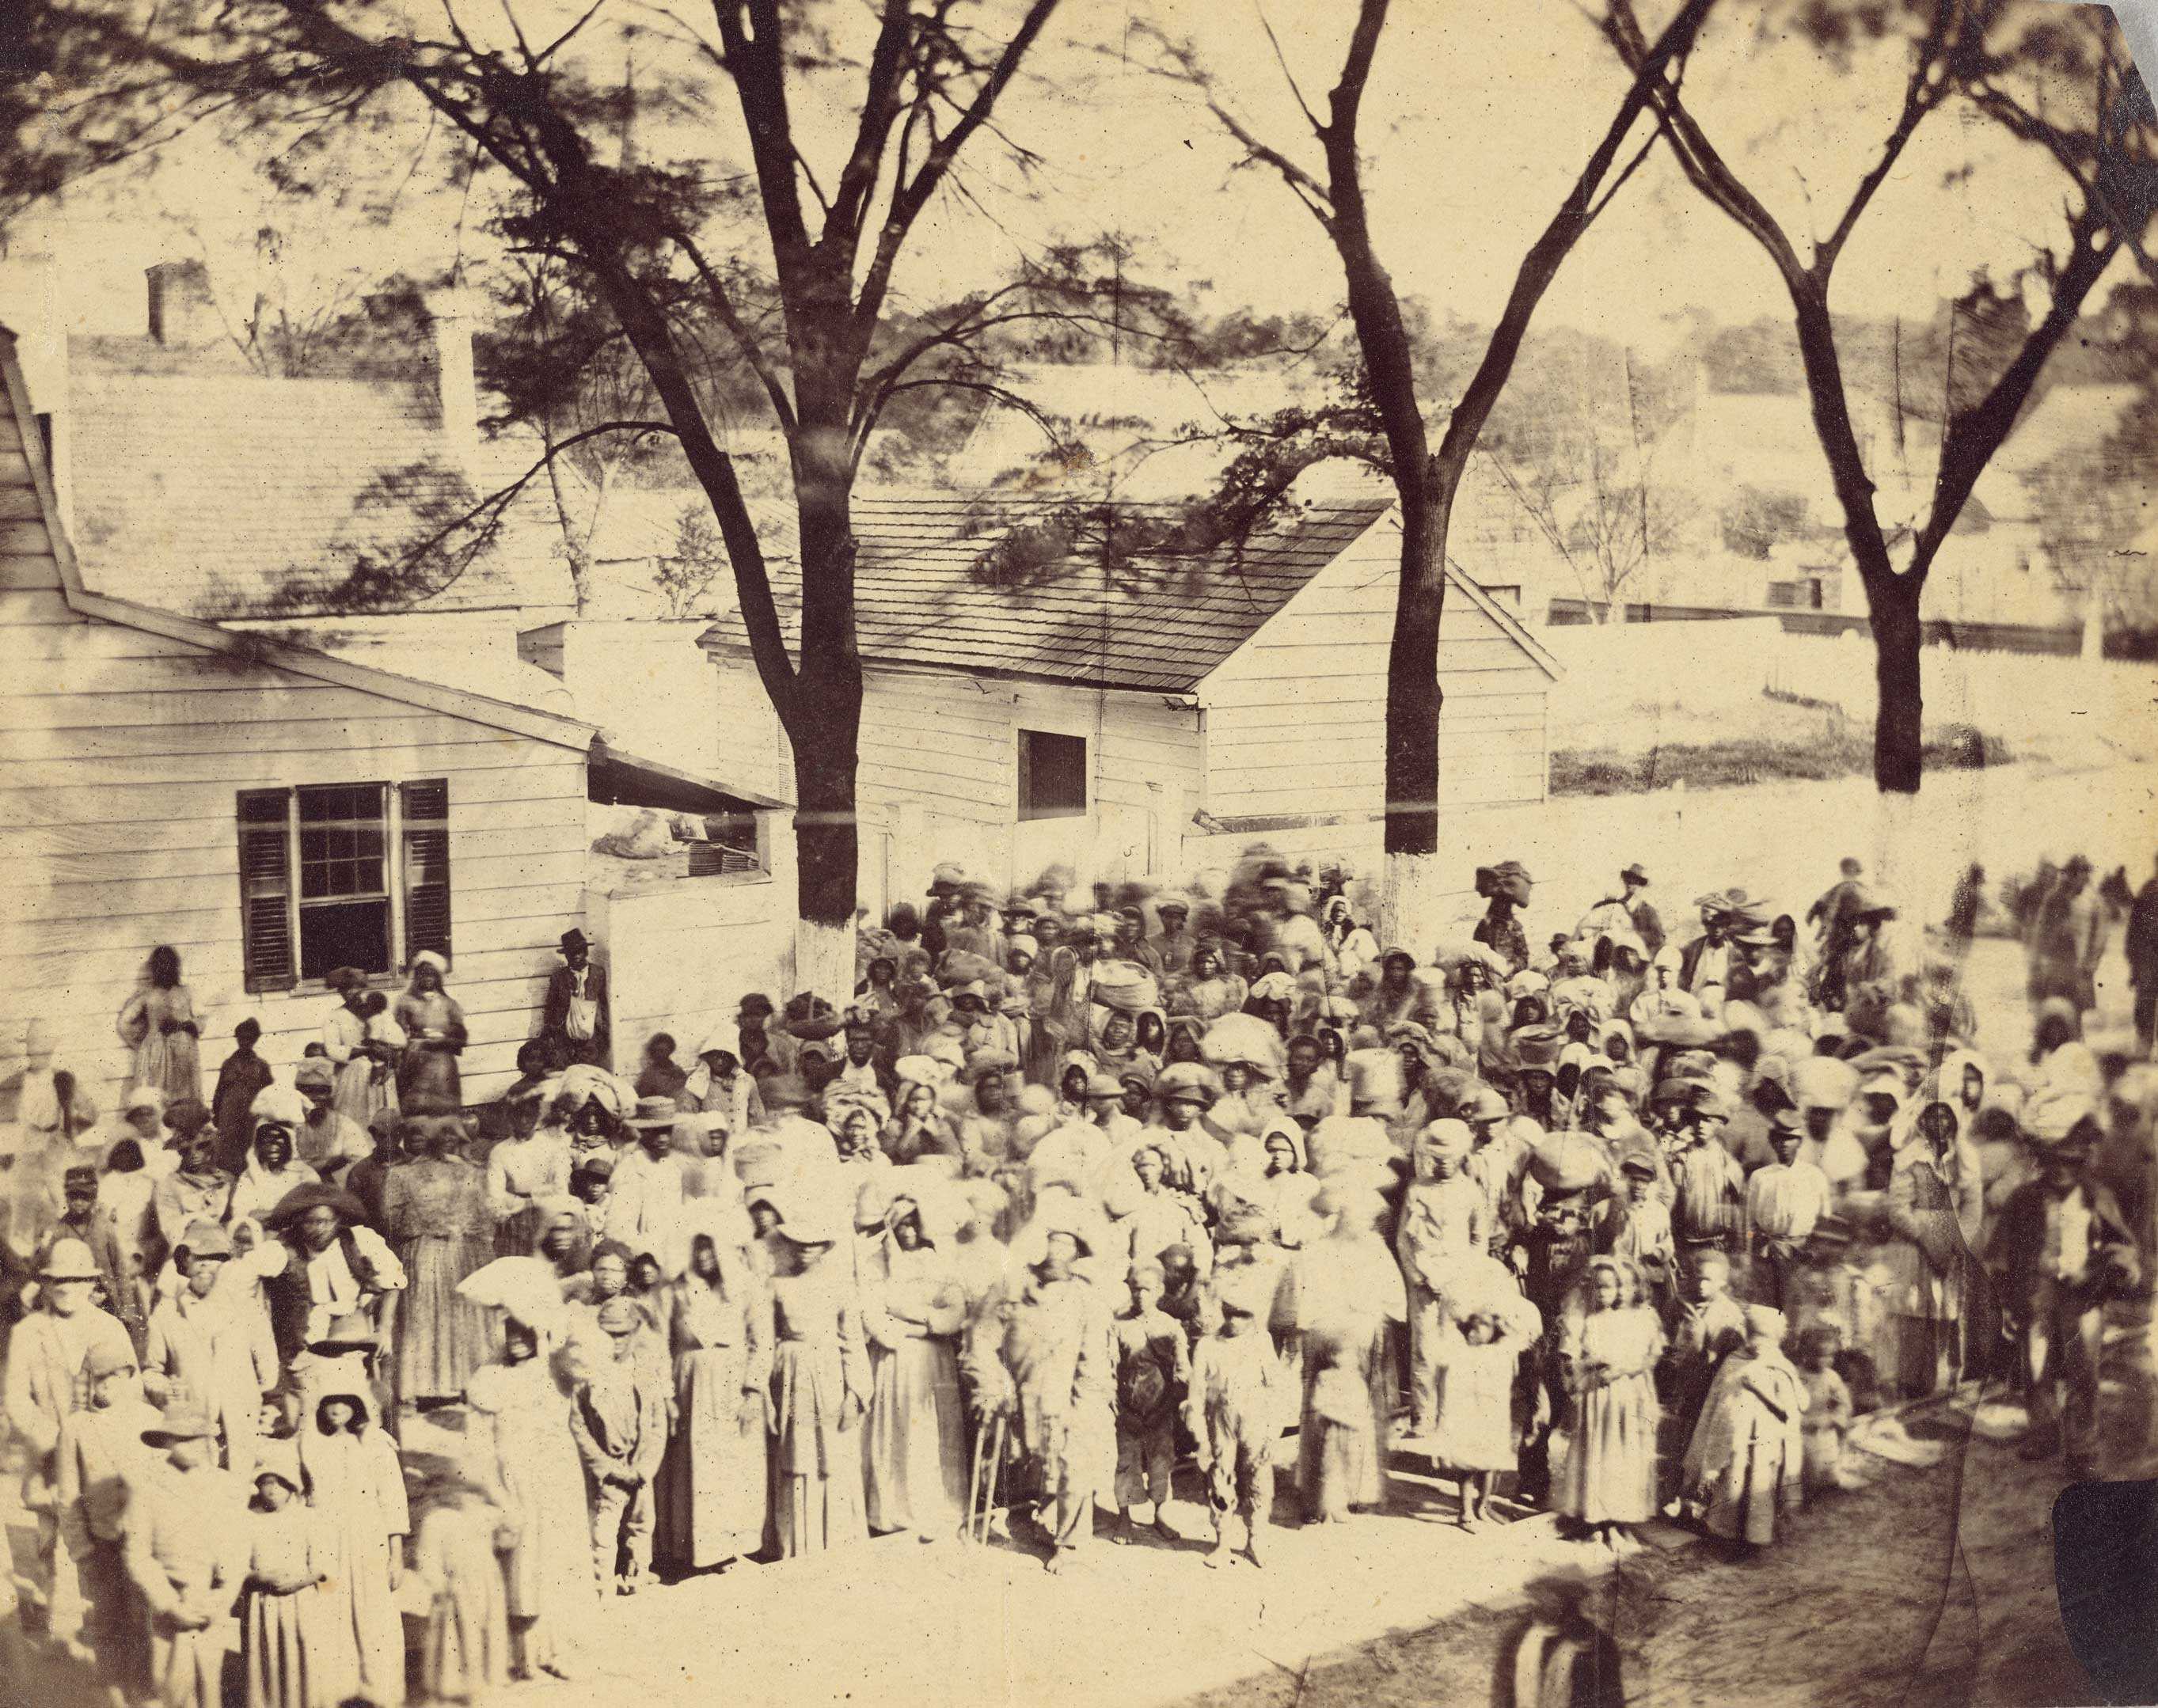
[2126,853,2158,1052]
[541,928,610,1069]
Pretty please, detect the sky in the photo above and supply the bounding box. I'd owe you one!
[9,0,2146,367]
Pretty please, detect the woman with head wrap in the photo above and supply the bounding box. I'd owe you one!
[1166,939,1249,1025]
[653,1201,769,1577]
[883,1073,961,1167]
[116,946,203,1110]
[1292,1184,1408,1522]
[762,1197,871,1556]
[456,1281,595,1680]
[860,1190,967,1539]
[1881,1095,1981,1402]
[393,953,465,1114]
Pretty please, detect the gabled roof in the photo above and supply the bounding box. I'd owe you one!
[1,325,594,750]
[699,492,1408,694]
[698,490,1558,693]
[64,354,574,620]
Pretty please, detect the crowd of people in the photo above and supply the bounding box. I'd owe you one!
[2,843,2152,1708]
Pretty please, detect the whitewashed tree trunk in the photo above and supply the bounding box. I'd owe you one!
[793,915,857,1009]
[1871,788,1929,971]
[1379,849,1450,957]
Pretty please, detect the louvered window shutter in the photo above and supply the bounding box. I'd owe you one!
[237,789,296,992]
[400,780,453,965]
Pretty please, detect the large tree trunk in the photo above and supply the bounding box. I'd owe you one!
[787,733,861,1003]
[1377,482,1448,948]
[781,423,866,1003]
[1869,572,1924,796]
[1865,570,1927,959]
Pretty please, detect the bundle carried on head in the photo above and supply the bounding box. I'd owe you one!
[1091,959,1161,1015]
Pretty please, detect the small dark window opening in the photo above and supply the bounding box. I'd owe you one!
[1018,729,1088,822]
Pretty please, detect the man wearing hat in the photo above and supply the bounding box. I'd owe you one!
[1472,860,1533,977]
[6,1236,138,1635]
[287,1058,373,1183]
[572,1295,673,1594]
[54,1338,160,1683]
[606,1099,689,1272]
[964,1207,1115,1573]
[25,1163,140,1356]
[124,1397,245,1706]
[1669,1084,1745,1290]
[1146,898,1196,979]
[1743,1111,1831,1311]
[1988,1108,2138,1479]
[144,1219,278,1477]
[1614,864,1663,957]
[541,927,611,1069]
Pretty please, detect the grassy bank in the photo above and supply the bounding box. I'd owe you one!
[1553,723,2011,797]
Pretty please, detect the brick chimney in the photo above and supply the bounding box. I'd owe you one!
[422,287,481,478]
[145,259,219,347]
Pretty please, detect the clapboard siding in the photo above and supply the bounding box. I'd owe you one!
[1199,529,1552,821]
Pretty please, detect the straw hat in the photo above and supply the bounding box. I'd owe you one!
[38,1238,102,1281]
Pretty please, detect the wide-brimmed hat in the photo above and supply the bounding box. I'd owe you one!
[1154,1062,1219,1106]
[177,1219,234,1261]
[1510,1025,1564,1070]
[262,1182,371,1232]
[142,1401,218,1446]
[595,1298,646,1337]
[252,1438,304,1492]
[38,1237,103,1281]
[1621,863,1650,886]
[309,1312,381,1353]
[82,1341,138,1382]
[624,1095,682,1130]
[559,928,590,954]
[326,967,370,994]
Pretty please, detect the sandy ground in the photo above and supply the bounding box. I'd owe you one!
[1171,1421,2091,1708]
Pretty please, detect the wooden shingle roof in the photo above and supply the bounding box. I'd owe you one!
[700,494,1399,694]
[66,364,573,619]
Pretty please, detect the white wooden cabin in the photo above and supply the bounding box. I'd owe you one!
[0,325,789,1113]
[697,492,1560,909]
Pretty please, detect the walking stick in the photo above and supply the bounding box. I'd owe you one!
[965,1414,991,1544]
[982,1411,1009,1544]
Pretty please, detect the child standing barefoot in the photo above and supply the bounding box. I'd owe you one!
[1795,1325,1855,1494]
[1111,1261,1188,1545]
[1185,1275,1288,1568]
[1431,1270,1543,1533]
[1556,1258,1665,1554]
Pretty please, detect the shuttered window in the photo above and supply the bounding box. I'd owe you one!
[237,788,297,993]
[400,780,453,963]
[235,779,453,993]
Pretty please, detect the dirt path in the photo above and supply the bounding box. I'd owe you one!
[1172,1423,2091,1708]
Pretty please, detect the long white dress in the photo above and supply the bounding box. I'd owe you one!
[861,1233,967,1535]
[302,1420,408,1707]
[465,1354,598,1675]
